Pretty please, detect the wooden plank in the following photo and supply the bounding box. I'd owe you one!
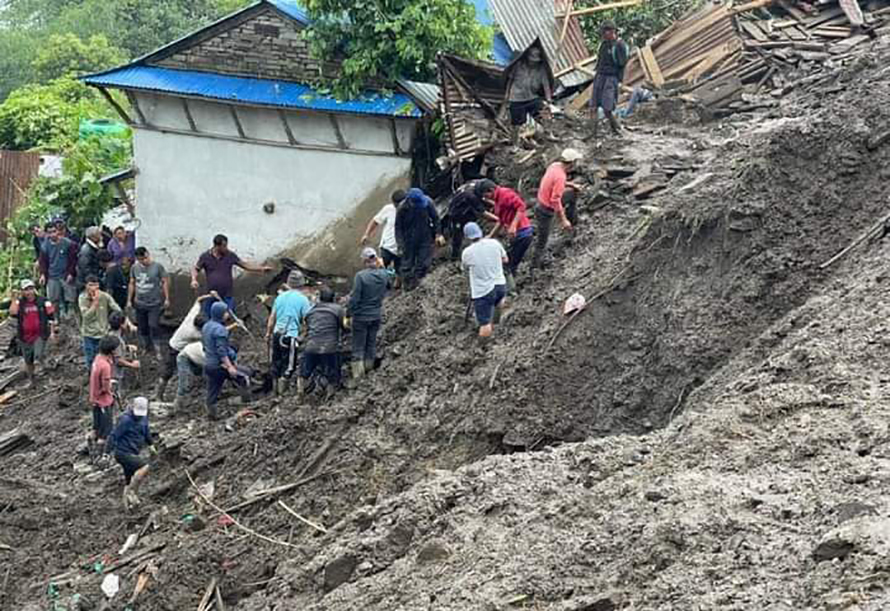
[95,87,134,125]
[229,106,246,138]
[651,5,731,59]
[558,0,642,18]
[125,91,148,125]
[278,110,298,146]
[640,45,665,86]
[686,41,738,83]
[181,99,198,132]
[740,20,768,42]
[558,0,575,51]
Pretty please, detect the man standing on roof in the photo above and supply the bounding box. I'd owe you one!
[507,46,552,130]
[531,148,584,271]
[266,270,312,396]
[347,248,392,382]
[461,222,508,341]
[362,190,404,285]
[395,188,444,291]
[191,234,273,317]
[590,21,629,139]
[476,180,533,293]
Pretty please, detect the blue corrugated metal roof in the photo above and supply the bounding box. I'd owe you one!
[266,0,309,24]
[84,65,422,118]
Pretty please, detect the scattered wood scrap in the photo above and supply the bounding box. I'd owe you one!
[0,428,32,457]
[819,210,890,269]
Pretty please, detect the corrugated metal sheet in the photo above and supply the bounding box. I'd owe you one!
[488,0,590,87]
[85,66,423,118]
[397,79,441,113]
[266,0,309,24]
[0,150,40,244]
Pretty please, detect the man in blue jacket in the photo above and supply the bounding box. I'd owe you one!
[202,301,250,420]
[395,187,444,291]
[107,396,155,510]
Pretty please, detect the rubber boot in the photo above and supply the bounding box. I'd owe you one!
[154,378,168,402]
[364,360,375,375]
[207,403,219,421]
[274,378,285,397]
[171,394,183,415]
[505,271,517,295]
[347,361,365,388]
[592,114,599,142]
[608,113,623,136]
[295,377,305,395]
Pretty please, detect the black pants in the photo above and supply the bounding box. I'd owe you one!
[352,319,381,363]
[301,352,341,387]
[271,333,299,379]
[509,99,544,126]
[450,214,476,260]
[160,345,178,382]
[204,365,249,418]
[507,232,534,276]
[401,240,432,287]
[381,248,401,273]
[135,304,162,348]
[532,205,555,269]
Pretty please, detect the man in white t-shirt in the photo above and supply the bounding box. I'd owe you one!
[155,292,219,401]
[461,222,508,340]
[362,190,405,283]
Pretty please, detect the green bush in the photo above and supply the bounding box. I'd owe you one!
[581,0,702,51]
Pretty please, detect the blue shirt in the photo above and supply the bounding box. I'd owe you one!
[108,411,151,456]
[202,319,230,370]
[42,237,74,279]
[272,290,311,338]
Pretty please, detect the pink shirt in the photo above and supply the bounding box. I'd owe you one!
[537,162,568,214]
[89,354,114,407]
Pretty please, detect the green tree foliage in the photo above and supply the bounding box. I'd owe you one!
[0,31,39,103]
[581,0,701,51]
[304,0,492,98]
[0,78,117,150]
[33,33,128,82]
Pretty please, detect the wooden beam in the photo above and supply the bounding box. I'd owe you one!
[389,119,402,156]
[278,109,298,145]
[95,87,134,125]
[125,91,149,125]
[557,0,642,18]
[181,99,198,132]
[229,106,246,138]
[640,45,664,87]
[557,0,575,52]
[328,115,348,149]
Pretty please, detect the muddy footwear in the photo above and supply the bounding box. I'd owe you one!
[364,360,375,375]
[206,403,220,421]
[346,361,365,388]
[505,272,517,295]
[274,378,286,396]
[294,377,305,395]
[608,114,624,136]
[123,486,141,510]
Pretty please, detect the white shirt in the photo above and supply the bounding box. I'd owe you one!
[169,301,203,351]
[373,203,399,254]
[181,341,206,368]
[461,239,507,299]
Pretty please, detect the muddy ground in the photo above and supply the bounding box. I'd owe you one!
[3,38,890,611]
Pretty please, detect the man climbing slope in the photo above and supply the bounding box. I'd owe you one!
[347,248,392,382]
[461,223,508,341]
[396,188,444,291]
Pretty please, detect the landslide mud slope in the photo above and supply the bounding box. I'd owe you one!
[2,41,890,611]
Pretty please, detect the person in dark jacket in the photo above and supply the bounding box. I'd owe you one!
[107,396,155,510]
[38,223,78,322]
[103,252,131,311]
[446,180,486,261]
[395,187,443,290]
[347,248,392,382]
[9,279,56,387]
[590,21,629,139]
[202,301,250,420]
[300,285,346,392]
[76,226,105,292]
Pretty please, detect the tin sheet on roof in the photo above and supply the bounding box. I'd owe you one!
[267,0,310,23]
[488,0,590,87]
[84,65,423,118]
[397,79,441,113]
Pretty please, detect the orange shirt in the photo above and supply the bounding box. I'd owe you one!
[89,354,114,407]
[537,162,567,214]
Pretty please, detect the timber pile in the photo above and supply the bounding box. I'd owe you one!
[0,427,33,457]
[570,0,888,115]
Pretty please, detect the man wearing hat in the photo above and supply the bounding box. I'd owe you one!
[266,270,312,395]
[591,21,629,139]
[461,223,508,340]
[347,247,392,382]
[107,396,156,509]
[9,279,56,387]
[532,148,584,271]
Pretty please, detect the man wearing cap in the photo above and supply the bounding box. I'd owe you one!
[266,270,312,395]
[591,21,629,139]
[107,396,156,509]
[347,247,392,381]
[476,180,533,292]
[532,149,583,271]
[395,187,444,291]
[9,279,56,387]
[362,190,404,281]
[461,223,508,340]
[203,301,251,420]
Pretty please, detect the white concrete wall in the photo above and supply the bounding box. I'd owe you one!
[131,94,416,276]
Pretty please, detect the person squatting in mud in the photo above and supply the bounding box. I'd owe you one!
[202,301,252,420]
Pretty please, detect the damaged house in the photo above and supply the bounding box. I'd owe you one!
[83,0,431,277]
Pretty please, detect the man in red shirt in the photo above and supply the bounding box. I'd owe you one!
[476,180,533,293]
[532,148,584,271]
[89,335,120,458]
[9,279,55,387]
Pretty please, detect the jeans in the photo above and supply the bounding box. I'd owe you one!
[352,319,381,364]
[47,277,76,319]
[83,336,101,372]
[271,333,299,379]
[301,352,341,388]
[135,304,162,350]
[531,204,555,269]
[507,231,534,277]
[176,352,203,397]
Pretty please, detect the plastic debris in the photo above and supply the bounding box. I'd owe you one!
[563,293,587,315]
[101,574,120,599]
[118,533,138,556]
